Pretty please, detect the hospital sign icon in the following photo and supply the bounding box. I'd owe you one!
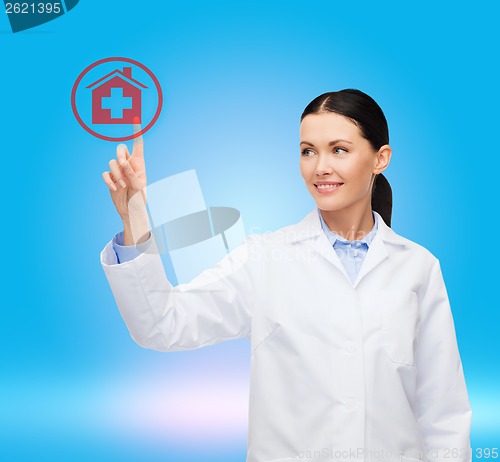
[86,67,147,125]
[71,57,163,142]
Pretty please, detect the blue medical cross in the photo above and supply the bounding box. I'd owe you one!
[101,87,133,119]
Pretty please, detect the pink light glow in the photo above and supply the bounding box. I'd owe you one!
[102,370,250,446]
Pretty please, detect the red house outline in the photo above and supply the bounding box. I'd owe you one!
[86,67,148,124]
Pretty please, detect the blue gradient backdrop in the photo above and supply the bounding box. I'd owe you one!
[1,1,498,461]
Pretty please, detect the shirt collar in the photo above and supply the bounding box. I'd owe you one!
[283,206,408,247]
[317,208,379,247]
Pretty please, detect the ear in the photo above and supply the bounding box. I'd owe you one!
[373,144,392,174]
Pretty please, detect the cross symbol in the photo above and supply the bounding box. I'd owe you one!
[101,87,133,119]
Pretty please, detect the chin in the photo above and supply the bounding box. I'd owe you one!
[316,203,344,212]
[312,197,341,209]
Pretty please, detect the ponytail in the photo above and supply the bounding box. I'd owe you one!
[371,173,392,227]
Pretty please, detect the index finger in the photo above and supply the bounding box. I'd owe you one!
[132,116,144,158]
[116,143,130,164]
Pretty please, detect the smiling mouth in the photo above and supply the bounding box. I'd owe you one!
[314,183,344,190]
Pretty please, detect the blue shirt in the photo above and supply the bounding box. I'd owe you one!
[317,208,379,284]
[113,211,379,282]
[112,231,151,264]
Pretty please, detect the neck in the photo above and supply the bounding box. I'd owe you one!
[320,202,375,242]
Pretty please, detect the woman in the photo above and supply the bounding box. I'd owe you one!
[101,89,472,462]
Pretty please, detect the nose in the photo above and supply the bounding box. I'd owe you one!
[314,155,334,176]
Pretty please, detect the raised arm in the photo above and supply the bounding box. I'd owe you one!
[100,125,260,351]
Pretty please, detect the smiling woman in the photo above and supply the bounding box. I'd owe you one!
[300,89,393,234]
[100,88,472,462]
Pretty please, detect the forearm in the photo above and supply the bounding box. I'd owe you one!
[122,220,150,246]
[121,189,150,246]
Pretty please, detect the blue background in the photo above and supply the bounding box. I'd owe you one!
[1,1,498,461]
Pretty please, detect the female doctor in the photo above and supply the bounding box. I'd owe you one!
[101,89,472,462]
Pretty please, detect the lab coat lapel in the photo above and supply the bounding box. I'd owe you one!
[352,229,388,289]
[288,208,407,289]
[287,207,352,282]
[315,229,352,281]
[311,216,390,288]
[353,210,409,288]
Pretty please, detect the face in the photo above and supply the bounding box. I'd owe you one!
[300,112,390,214]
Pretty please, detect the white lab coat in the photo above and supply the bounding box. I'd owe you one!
[101,207,472,462]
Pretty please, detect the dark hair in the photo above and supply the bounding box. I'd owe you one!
[300,89,393,227]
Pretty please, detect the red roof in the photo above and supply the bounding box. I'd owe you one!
[86,68,147,90]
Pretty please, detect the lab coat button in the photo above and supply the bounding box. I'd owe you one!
[345,398,358,411]
[345,342,357,353]
[353,250,359,257]
[355,242,361,247]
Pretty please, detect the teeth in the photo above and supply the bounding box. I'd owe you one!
[317,184,341,189]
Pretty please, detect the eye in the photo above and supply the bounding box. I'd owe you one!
[333,147,348,155]
[301,148,315,157]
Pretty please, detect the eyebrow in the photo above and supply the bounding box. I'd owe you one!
[300,139,354,146]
